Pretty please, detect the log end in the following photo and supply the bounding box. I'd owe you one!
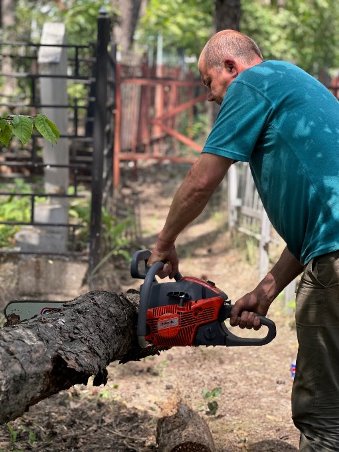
[156,401,216,452]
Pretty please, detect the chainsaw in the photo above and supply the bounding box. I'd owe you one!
[131,249,276,348]
[4,300,65,324]
[3,250,276,350]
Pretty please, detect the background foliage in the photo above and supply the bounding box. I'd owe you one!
[241,0,339,75]
[6,0,338,76]
[14,0,115,45]
[137,0,339,77]
[136,0,213,59]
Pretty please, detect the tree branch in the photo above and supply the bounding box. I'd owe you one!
[0,290,156,424]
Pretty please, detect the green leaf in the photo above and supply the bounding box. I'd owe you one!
[34,114,60,144]
[0,119,13,146]
[202,387,222,399]
[210,387,222,398]
[11,115,33,145]
[12,115,20,126]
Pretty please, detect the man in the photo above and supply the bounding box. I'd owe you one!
[148,30,339,451]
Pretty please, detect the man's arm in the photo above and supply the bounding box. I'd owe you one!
[149,153,233,277]
[230,247,304,329]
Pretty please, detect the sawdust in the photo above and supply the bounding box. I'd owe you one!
[0,162,299,451]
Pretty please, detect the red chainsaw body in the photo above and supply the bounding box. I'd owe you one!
[145,294,225,347]
[132,249,277,348]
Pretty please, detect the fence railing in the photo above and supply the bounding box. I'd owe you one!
[228,163,297,303]
[0,10,114,279]
[113,62,207,187]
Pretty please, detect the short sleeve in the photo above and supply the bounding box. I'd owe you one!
[202,81,273,162]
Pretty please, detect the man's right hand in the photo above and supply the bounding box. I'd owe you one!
[230,290,271,330]
[147,239,179,279]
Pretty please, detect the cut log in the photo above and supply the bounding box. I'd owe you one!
[157,401,216,452]
[0,290,156,424]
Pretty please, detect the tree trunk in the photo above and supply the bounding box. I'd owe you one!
[214,0,241,32]
[0,290,153,424]
[210,0,241,122]
[157,401,216,452]
[112,0,146,61]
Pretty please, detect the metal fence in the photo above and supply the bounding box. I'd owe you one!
[0,11,114,275]
[113,62,208,187]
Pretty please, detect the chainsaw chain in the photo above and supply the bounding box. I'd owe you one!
[119,344,169,364]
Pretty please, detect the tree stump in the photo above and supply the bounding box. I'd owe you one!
[157,401,216,452]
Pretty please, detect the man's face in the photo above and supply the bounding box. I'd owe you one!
[198,56,236,105]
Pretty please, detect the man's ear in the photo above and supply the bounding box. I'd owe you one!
[224,59,238,77]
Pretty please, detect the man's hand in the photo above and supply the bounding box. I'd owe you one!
[230,291,271,330]
[148,239,179,279]
[230,247,304,330]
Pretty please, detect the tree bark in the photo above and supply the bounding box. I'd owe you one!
[0,290,152,424]
[157,401,216,452]
[112,0,146,61]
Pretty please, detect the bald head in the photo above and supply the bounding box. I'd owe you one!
[199,30,263,69]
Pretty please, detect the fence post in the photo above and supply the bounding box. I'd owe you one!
[89,8,111,284]
[227,164,240,230]
[102,42,116,204]
[259,209,271,280]
[284,279,297,310]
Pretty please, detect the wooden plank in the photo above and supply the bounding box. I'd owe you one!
[121,77,202,87]
[240,205,262,220]
[152,93,207,122]
[227,165,239,230]
[155,123,202,152]
[117,152,196,164]
[259,209,271,279]
[238,226,261,241]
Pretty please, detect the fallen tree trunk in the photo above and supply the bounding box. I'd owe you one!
[157,401,216,452]
[0,290,152,424]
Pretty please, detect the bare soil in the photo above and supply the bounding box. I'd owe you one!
[0,163,300,451]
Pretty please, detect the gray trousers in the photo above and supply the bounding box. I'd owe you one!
[292,250,339,451]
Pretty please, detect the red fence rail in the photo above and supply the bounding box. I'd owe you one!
[113,63,208,187]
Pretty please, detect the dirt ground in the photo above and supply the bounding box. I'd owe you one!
[0,163,300,451]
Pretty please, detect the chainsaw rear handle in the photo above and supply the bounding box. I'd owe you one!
[222,305,276,346]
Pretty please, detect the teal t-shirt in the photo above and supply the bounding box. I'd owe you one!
[202,60,339,264]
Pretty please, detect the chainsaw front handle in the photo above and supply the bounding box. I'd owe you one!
[130,249,182,280]
[137,259,164,347]
[132,250,182,347]
[130,249,152,279]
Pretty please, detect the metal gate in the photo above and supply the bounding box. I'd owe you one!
[0,10,114,274]
[113,62,208,187]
